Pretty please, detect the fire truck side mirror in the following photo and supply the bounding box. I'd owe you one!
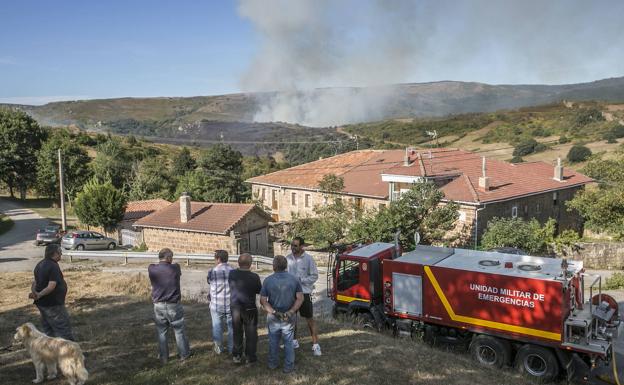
[414,231,421,245]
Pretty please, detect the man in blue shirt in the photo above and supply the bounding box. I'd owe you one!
[148,248,191,364]
[260,255,303,373]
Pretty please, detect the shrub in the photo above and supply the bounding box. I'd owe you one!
[567,145,592,163]
[604,272,624,290]
[558,135,570,144]
[510,156,524,163]
[512,139,539,157]
[604,132,617,144]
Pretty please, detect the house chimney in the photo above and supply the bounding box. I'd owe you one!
[554,157,564,182]
[404,148,412,166]
[478,157,491,191]
[180,192,191,223]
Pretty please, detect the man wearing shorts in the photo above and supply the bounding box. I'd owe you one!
[286,236,321,356]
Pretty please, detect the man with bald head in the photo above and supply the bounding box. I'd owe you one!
[228,253,262,364]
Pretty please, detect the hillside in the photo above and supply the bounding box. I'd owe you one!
[344,101,624,168]
[3,77,624,135]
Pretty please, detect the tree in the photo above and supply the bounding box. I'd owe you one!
[567,145,592,163]
[192,144,244,202]
[0,109,46,199]
[349,182,459,249]
[581,154,624,187]
[287,174,355,248]
[171,147,196,176]
[128,157,175,201]
[175,169,237,203]
[91,138,131,189]
[35,130,92,203]
[567,187,624,240]
[480,218,556,255]
[74,179,127,232]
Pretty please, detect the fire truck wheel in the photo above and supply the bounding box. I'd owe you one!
[356,312,375,329]
[515,345,559,383]
[469,335,511,369]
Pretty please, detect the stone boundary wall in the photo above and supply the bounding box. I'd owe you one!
[567,242,624,270]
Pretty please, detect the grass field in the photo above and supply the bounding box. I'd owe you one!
[0,270,532,385]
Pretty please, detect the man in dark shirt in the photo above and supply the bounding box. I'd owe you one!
[30,244,74,340]
[148,248,191,364]
[228,253,262,364]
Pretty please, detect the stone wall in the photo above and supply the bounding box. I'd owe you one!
[142,228,237,254]
[566,242,624,270]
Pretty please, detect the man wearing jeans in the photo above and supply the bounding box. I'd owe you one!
[260,255,304,373]
[228,253,262,364]
[286,236,321,356]
[30,244,74,341]
[207,249,234,354]
[148,248,191,364]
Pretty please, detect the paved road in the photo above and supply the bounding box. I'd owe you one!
[0,198,50,272]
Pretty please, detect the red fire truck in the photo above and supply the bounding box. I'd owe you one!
[327,242,620,383]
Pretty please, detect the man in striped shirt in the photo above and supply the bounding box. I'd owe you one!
[207,249,234,354]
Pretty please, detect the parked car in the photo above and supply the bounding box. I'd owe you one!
[61,231,117,250]
[35,225,63,246]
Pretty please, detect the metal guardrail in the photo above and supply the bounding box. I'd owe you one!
[62,250,274,268]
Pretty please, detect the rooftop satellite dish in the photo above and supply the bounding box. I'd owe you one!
[414,231,421,245]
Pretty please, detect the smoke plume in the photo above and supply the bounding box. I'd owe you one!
[237,0,624,127]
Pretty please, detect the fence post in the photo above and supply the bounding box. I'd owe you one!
[69,254,73,263]
[186,257,190,267]
[123,252,128,266]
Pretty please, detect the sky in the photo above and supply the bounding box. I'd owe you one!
[1,0,623,105]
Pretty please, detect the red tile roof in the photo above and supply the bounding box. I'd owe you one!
[246,148,593,204]
[123,199,172,221]
[133,201,270,234]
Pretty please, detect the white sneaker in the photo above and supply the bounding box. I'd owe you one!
[293,339,300,349]
[213,345,222,355]
[312,343,321,356]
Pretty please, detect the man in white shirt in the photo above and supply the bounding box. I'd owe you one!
[286,236,321,356]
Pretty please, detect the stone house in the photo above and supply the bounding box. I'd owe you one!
[246,148,593,246]
[133,194,271,255]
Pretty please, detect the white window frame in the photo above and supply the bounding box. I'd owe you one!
[511,206,518,218]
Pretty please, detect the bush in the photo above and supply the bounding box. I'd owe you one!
[558,135,570,144]
[604,132,617,144]
[481,217,559,255]
[604,272,624,290]
[613,125,624,138]
[510,156,524,163]
[512,139,539,157]
[567,145,592,163]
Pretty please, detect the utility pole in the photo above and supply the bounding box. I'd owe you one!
[58,149,67,231]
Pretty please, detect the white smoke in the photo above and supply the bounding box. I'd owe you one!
[237,0,624,127]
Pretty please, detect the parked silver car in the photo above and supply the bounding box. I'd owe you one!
[35,225,63,246]
[61,231,117,250]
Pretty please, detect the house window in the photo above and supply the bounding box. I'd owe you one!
[524,205,528,215]
[511,206,518,218]
[536,203,542,214]
[459,211,467,222]
[291,192,297,206]
[305,194,310,208]
[354,197,363,209]
[271,190,278,210]
[379,203,386,210]
[261,188,266,201]
[553,192,558,206]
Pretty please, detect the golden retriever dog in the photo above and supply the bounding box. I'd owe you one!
[13,323,88,385]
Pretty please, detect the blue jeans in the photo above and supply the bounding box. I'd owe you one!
[210,307,233,353]
[153,302,190,361]
[267,313,295,372]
